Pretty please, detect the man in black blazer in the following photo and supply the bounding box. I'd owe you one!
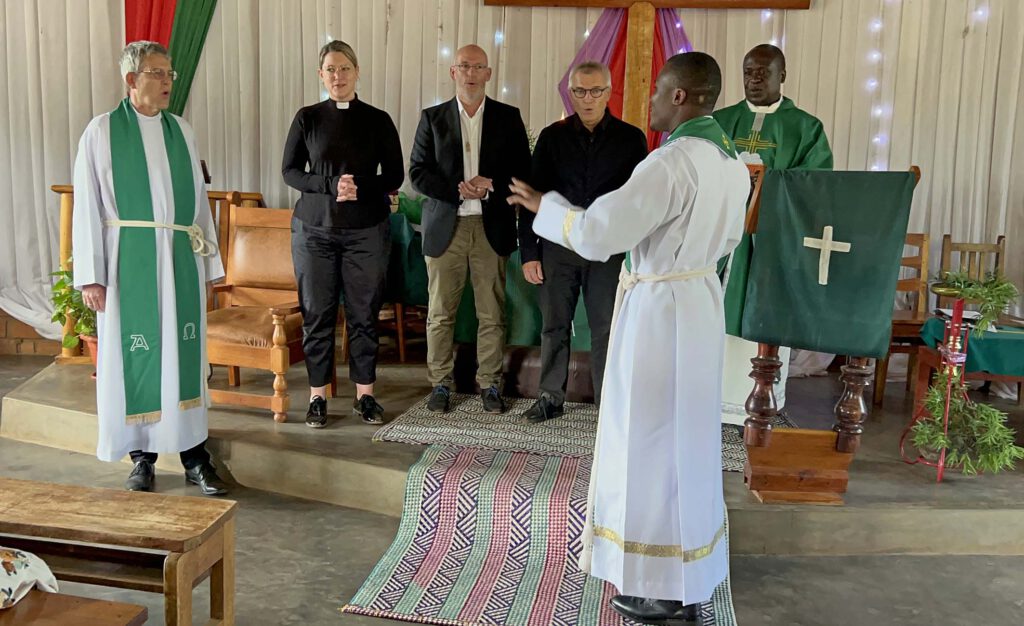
[410,44,531,414]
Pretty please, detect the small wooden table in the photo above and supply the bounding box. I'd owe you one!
[0,590,147,626]
[0,478,236,625]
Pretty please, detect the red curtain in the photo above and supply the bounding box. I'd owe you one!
[606,13,667,150]
[125,0,178,46]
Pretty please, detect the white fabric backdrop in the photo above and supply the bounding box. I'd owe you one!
[2,0,1022,336]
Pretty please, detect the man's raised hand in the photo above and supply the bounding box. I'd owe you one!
[506,178,541,214]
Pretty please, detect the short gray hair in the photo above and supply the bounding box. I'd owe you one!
[119,41,169,78]
[319,40,358,69]
[570,61,611,86]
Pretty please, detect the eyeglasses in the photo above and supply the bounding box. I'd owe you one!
[453,63,489,73]
[570,87,609,99]
[322,66,355,75]
[138,68,178,82]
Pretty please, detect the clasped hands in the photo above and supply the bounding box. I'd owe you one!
[459,176,494,201]
[336,174,358,202]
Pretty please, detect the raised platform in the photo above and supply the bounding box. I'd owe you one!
[3,362,1024,557]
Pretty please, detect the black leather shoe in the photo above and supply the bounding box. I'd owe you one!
[125,460,155,492]
[184,463,229,496]
[481,386,506,414]
[306,395,328,428]
[523,395,564,423]
[354,395,385,424]
[427,385,451,413]
[609,595,699,625]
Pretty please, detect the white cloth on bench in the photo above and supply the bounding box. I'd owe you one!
[0,547,58,609]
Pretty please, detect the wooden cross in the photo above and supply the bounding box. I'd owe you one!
[803,225,852,285]
[485,1,811,130]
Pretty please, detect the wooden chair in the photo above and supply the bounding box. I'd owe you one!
[872,233,930,406]
[937,234,1006,307]
[207,192,334,422]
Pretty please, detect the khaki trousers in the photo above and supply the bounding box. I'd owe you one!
[425,216,507,387]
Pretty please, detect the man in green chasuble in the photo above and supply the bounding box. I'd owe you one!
[713,44,834,424]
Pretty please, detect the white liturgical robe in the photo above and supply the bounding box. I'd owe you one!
[532,129,747,603]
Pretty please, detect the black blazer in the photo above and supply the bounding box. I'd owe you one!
[409,97,531,258]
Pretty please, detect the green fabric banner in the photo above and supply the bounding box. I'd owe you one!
[167,0,218,115]
[109,98,202,422]
[741,170,915,358]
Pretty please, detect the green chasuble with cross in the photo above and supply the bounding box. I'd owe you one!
[713,97,834,336]
[713,97,833,170]
[741,170,915,358]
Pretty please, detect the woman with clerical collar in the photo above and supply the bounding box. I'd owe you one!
[282,40,404,428]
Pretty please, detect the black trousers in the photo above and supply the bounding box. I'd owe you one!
[538,241,622,406]
[291,217,391,387]
[130,440,210,470]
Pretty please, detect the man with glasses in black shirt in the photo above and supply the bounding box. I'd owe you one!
[518,62,648,422]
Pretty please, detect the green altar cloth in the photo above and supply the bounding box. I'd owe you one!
[920,317,1024,377]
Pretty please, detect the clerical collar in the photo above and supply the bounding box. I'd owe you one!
[746,98,783,114]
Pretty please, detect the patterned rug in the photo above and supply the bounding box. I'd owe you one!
[342,446,736,626]
[374,393,795,472]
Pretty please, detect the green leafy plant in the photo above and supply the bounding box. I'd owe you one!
[933,271,1019,336]
[526,127,538,154]
[50,265,96,349]
[911,370,1024,475]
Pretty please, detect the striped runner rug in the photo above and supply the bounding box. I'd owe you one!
[373,392,794,472]
[341,446,736,626]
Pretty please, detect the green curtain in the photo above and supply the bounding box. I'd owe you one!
[167,0,218,115]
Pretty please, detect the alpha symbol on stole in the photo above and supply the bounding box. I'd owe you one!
[129,334,150,352]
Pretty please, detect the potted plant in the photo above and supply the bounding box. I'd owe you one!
[50,264,98,367]
[911,370,1024,475]
[911,270,1024,475]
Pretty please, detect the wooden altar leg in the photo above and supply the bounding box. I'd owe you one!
[743,343,781,448]
[834,356,872,453]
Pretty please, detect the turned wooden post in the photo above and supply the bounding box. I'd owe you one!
[743,343,781,447]
[53,185,80,360]
[270,312,289,423]
[834,356,872,453]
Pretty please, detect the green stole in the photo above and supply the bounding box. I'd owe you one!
[663,115,737,158]
[108,98,202,424]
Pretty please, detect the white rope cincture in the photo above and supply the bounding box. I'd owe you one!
[104,219,217,257]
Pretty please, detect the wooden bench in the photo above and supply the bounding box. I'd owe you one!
[0,478,236,625]
[0,589,147,626]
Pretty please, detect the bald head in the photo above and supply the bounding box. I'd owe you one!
[451,44,492,107]
[456,44,488,65]
[743,44,786,106]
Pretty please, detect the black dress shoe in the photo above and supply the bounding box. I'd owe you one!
[523,395,564,423]
[125,460,155,492]
[354,395,385,424]
[306,395,328,428]
[427,385,451,413]
[184,463,229,496]
[610,595,699,625]
[481,386,506,414]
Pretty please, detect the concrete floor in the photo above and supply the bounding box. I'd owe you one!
[2,356,1023,625]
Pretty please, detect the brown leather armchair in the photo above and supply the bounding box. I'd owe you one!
[206,192,334,422]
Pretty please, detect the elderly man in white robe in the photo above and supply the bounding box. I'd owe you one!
[508,52,746,624]
[72,41,227,496]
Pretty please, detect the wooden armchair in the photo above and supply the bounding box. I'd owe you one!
[206,193,334,422]
[873,233,930,405]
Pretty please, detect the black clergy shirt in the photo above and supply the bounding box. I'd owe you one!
[518,111,648,263]
[282,97,404,230]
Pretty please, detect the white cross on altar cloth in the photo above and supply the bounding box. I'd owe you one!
[802,226,852,285]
